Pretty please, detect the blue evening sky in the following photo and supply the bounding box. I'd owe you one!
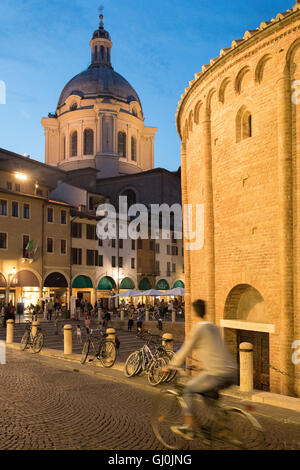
[0,0,290,171]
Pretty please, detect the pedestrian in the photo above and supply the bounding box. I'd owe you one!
[136,309,144,332]
[128,311,134,332]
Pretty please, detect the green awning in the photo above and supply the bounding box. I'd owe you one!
[156,279,170,291]
[138,278,152,291]
[98,276,116,291]
[120,277,135,290]
[173,280,185,288]
[72,276,93,289]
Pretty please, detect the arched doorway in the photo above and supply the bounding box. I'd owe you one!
[72,275,94,304]
[223,284,271,391]
[44,272,69,307]
[138,277,152,291]
[156,279,170,291]
[173,280,185,289]
[119,277,135,290]
[11,270,41,309]
[97,276,116,309]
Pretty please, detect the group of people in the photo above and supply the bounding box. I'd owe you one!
[0,301,16,327]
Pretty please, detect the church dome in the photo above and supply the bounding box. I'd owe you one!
[57,66,141,109]
[57,12,141,110]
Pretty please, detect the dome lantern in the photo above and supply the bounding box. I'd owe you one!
[89,10,113,69]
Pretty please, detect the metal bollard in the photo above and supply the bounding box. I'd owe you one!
[31,321,40,338]
[6,319,14,344]
[162,333,174,351]
[239,342,254,392]
[106,328,116,344]
[64,324,73,355]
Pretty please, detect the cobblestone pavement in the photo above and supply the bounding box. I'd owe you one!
[0,349,300,450]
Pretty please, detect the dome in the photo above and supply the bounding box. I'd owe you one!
[57,66,141,109]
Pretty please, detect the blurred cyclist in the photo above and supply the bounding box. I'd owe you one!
[165,299,237,440]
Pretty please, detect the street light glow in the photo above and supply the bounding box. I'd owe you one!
[15,172,27,181]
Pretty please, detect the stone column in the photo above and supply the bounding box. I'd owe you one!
[6,319,14,344]
[277,69,294,396]
[239,342,253,392]
[201,105,216,323]
[64,324,72,355]
[145,309,149,322]
[172,309,176,323]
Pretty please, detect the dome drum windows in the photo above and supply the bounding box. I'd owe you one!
[70,131,78,157]
[118,132,127,158]
[131,136,137,162]
[84,129,94,155]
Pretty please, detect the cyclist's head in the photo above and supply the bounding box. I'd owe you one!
[192,299,206,318]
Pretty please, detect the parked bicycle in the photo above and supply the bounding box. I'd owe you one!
[80,328,117,368]
[124,330,176,386]
[20,323,45,354]
[152,365,264,450]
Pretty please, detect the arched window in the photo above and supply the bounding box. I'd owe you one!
[84,129,94,155]
[121,189,137,206]
[70,131,78,157]
[94,46,98,61]
[70,103,77,111]
[61,135,66,160]
[118,132,127,158]
[100,45,104,59]
[131,136,137,161]
[236,107,252,142]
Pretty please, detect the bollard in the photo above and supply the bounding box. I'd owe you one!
[31,321,40,338]
[64,324,73,355]
[239,342,254,392]
[145,309,149,322]
[106,328,116,344]
[120,309,125,321]
[162,333,174,351]
[6,319,14,344]
[172,309,176,323]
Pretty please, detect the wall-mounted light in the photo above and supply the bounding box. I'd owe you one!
[15,172,27,181]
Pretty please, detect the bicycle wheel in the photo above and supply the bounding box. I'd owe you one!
[148,358,167,386]
[20,331,30,351]
[160,350,177,383]
[99,340,116,368]
[81,340,90,364]
[152,389,188,450]
[124,351,142,377]
[210,407,264,450]
[32,333,44,353]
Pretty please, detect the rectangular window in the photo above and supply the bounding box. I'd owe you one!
[119,239,123,249]
[23,204,30,219]
[86,224,96,240]
[112,256,116,268]
[61,239,67,255]
[167,262,171,276]
[86,249,95,266]
[47,207,54,223]
[98,254,103,267]
[0,233,7,249]
[61,210,67,225]
[131,258,135,269]
[98,238,103,247]
[150,240,155,251]
[172,246,178,256]
[23,235,30,258]
[155,243,160,254]
[131,239,136,250]
[6,182,12,191]
[0,200,7,216]
[47,238,53,253]
[15,184,20,192]
[155,260,160,276]
[72,248,82,265]
[172,263,176,273]
[111,239,116,248]
[119,257,123,268]
[36,189,43,197]
[12,201,19,218]
[137,239,142,250]
[71,222,82,238]
[167,245,171,255]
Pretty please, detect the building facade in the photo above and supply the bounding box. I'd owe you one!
[177,1,300,396]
